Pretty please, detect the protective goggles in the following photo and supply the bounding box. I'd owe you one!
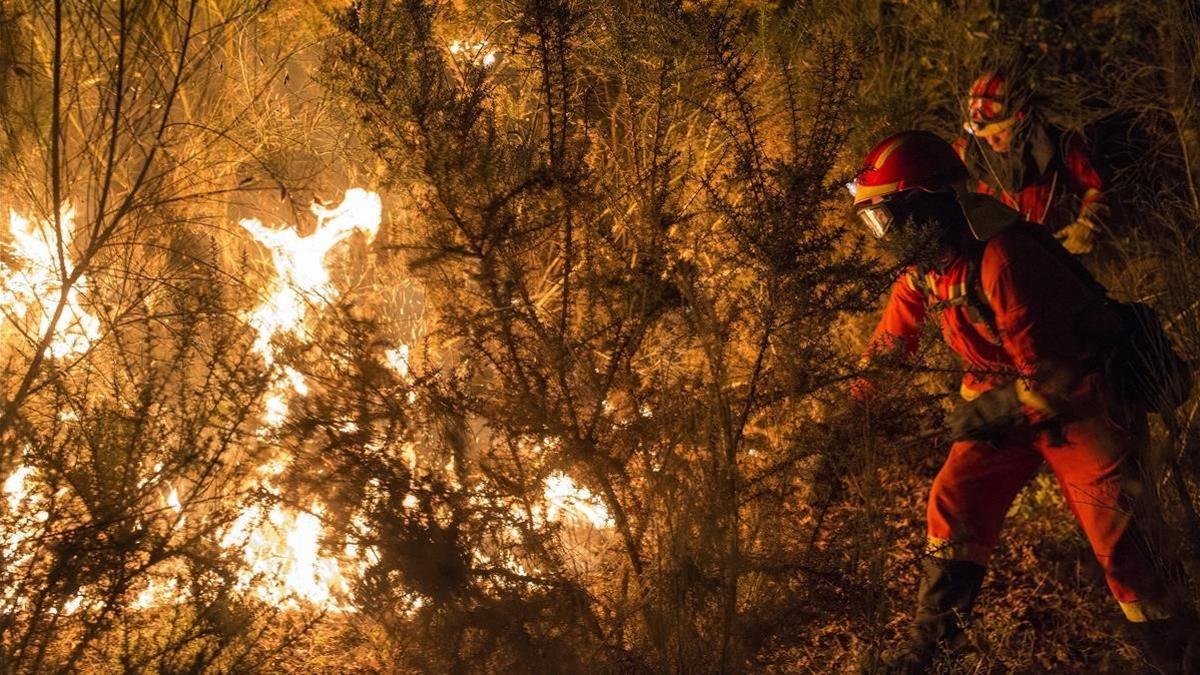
[853,188,931,239]
[962,115,1016,138]
[856,202,895,239]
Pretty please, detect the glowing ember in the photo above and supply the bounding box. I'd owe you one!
[0,206,100,358]
[543,472,612,529]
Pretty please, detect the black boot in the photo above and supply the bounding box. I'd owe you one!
[874,558,987,674]
[1131,616,1199,674]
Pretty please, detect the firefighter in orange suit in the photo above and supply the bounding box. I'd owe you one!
[849,130,1193,672]
[954,71,1107,255]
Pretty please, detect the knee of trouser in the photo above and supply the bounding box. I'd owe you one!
[927,480,982,562]
[1054,418,1141,488]
[1050,438,1149,524]
[926,473,998,566]
[926,472,957,536]
[926,460,966,514]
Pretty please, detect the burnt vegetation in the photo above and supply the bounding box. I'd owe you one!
[0,0,1195,672]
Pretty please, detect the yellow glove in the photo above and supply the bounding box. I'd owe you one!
[1055,218,1096,254]
[1057,197,1107,255]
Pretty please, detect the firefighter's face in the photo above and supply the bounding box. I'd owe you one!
[983,127,1014,153]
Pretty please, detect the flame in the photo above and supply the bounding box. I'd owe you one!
[3,466,610,615]
[240,188,382,426]
[165,485,186,530]
[0,192,390,618]
[448,40,498,67]
[385,345,410,378]
[1,462,48,612]
[165,487,182,512]
[0,206,100,358]
[0,189,615,622]
[218,500,353,611]
[543,472,612,529]
[132,578,177,610]
[4,464,33,512]
[222,189,383,607]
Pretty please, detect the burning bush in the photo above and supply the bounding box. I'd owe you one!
[0,0,1198,672]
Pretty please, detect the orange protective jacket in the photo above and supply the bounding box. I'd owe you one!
[865,223,1119,422]
[953,127,1105,232]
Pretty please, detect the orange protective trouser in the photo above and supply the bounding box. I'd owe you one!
[925,408,1170,622]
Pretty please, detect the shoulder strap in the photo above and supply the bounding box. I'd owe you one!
[965,251,1002,344]
[905,251,1004,346]
[905,268,933,297]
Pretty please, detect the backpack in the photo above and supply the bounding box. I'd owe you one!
[1105,301,1193,411]
[917,224,1192,412]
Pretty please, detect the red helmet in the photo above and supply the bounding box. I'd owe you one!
[848,130,967,238]
[964,71,1025,137]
